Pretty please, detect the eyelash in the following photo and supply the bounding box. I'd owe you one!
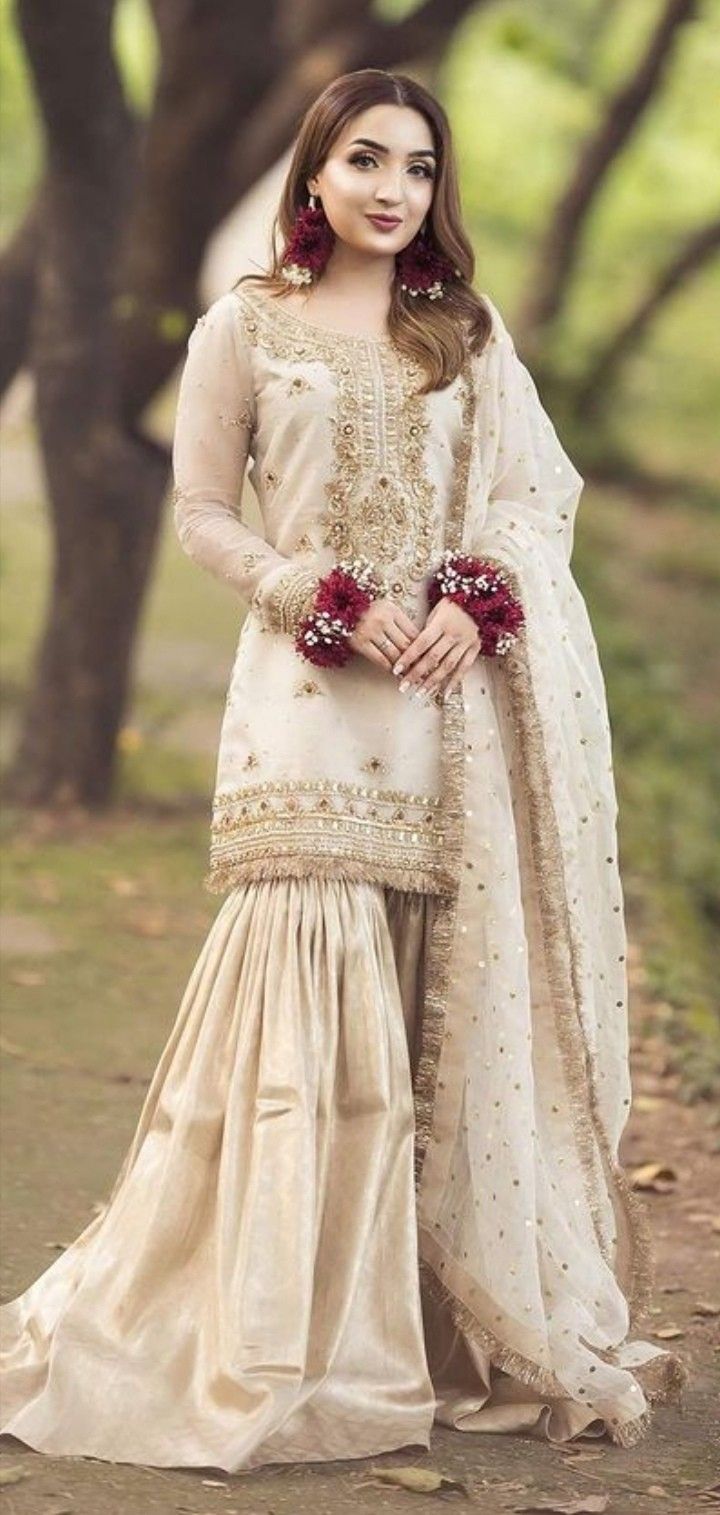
[348,150,434,179]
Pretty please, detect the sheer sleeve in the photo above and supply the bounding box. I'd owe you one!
[475,294,584,567]
[171,291,319,634]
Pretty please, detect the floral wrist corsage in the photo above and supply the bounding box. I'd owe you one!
[294,555,386,668]
[427,549,525,656]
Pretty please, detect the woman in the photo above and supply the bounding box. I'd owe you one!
[0,68,688,1472]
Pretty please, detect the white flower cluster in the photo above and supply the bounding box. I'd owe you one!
[298,611,353,649]
[435,547,509,598]
[280,263,313,287]
[335,554,386,600]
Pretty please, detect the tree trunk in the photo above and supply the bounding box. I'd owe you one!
[5,0,168,807]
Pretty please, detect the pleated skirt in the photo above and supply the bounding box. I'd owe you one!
[0,879,441,1472]
[1,875,617,1470]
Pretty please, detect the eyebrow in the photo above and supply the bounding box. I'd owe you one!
[349,137,437,159]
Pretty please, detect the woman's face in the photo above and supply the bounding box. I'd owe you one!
[308,103,437,258]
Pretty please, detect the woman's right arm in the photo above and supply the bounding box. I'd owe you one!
[171,291,319,634]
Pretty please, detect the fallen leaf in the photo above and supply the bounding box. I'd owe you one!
[360,1463,470,1494]
[0,1465,30,1485]
[646,1486,670,1497]
[630,1162,677,1193]
[660,1283,688,1294]
[692,1300,720,1317]
[117,725,143,753]
[514,1495,609,1513]
[634,1095,666,1112]
[9,969,46,987]
[127,909,169,938]
[652,1326,685,1340]
[200,1479,228,1488]
[109,876,142,897]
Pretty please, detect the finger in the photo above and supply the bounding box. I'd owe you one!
[421,640,469,693]
[395,626,446,679]
[348,631,392,670]
[407,635,462,688]
[441,645,480,696]
[376,622,410,660]
[392,607,422,640]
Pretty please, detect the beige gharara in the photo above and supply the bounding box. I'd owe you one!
[0,282,688,1470]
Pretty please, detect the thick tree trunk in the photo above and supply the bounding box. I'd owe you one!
[5,0,168,807]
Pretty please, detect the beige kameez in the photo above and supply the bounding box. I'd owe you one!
[0,282,688,1471]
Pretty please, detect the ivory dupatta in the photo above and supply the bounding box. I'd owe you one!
[414,298,688,1446]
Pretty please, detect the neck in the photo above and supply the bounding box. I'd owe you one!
[317,242,396,301]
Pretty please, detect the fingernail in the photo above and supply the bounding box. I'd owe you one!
[398,680,409,694]
[393,664,404,676]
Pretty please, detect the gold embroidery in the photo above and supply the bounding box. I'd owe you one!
[251,566,319,635]
[412,358,476,1191]
[204,778,448,897]
[219,404,253,429]
[361,756,389,777]
[241,752,259,770]
[290,532,315,554]
[293,678,324,698]
[232,287,444,601]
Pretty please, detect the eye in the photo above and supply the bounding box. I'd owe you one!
[348,151,434,180]
[348,151,378,169]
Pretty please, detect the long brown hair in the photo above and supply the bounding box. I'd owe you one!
[233,69,492,393]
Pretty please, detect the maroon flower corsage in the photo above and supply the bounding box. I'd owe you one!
[427,549,525,656]
[294,555,386,668]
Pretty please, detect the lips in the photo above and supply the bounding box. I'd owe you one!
[366,214,402,228]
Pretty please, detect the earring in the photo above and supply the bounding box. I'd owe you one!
[280,191,335,286]
[395,226,460,301]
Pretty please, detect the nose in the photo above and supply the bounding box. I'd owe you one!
[374,171,404,207]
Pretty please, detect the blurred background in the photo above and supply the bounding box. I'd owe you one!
[0,0,718,1147]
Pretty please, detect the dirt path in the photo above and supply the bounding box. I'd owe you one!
[1,942,718,1515]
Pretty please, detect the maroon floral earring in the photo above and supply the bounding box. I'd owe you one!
[280,192,335,286]
[396,223,460,300]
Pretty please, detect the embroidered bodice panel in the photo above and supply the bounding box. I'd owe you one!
[172,283,469,621]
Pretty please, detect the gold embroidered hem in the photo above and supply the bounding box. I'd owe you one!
[205,779,452,897]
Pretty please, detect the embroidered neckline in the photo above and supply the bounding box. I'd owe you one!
[234,282,396,349]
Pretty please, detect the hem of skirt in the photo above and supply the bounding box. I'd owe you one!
[0,1425,435,1475]
[203,854,455,896]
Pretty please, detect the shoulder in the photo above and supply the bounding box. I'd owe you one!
[185,290,259,376]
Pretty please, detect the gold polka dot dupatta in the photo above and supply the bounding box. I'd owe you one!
[412,297,689,1446]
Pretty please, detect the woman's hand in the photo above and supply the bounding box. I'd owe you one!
[347,598,422,671]
[392,598,482,698]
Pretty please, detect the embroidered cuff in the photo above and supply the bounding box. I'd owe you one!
[251,565,321,636]
[427,549,524,656]
[294,556,386,668]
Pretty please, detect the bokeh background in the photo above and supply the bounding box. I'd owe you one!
[0,0,718,1164]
